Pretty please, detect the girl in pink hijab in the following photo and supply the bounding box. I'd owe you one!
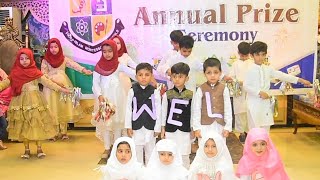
[236,128,290,180]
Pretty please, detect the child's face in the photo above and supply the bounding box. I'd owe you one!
[113,38,121,51]
[170,41,179,51]
[171,73,188,89]
[204,66,221,84]
[136,69,152,86]
[116,143,132,164]
[158,151,174,165]
[180,47,192,58]
[251,140,267,156]
[49,42,60,55]
[19,53,31,67]
[102,45,114,60]
[204,138,218,158]
[252,52,267,65]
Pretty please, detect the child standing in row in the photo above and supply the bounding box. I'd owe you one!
[42,38,92,140]
[0,48,70,159]
[229,42,253,142]
[189,131,236,180]
[100,137,145,180]
[244,41,311,131]
[125,63,161,164]
[143,139,188,180]
[236,128,290,180]
[161,62,194,168]
[157,30,183,79]
[158,35,203,93]
[111,35,137,95]
[92,40,136,159]
[193,58,232,141]
[0,68,11,150]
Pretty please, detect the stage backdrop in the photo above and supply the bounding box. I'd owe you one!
[49,0,318,95]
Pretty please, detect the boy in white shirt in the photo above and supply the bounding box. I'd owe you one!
[244,41,311,131]
[229,42,253,142]
[125,63,162,164]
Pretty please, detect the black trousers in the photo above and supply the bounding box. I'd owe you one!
[0,116,8,140]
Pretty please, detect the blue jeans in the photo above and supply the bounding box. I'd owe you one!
[0,116,8,140]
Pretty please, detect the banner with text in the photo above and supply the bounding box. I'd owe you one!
[49,0,318,94]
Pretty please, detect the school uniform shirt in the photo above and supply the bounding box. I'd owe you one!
[157,49,179,79]
[236,128,290,180]
[189,131,236,180]
[157,53,203,93]
[193,83,232,132]
[244,64,298,127]
[161,87,193,155]
[228,59,253,114]
[125,84,162,145]
[143,139,188,180]
[100,137,145,180]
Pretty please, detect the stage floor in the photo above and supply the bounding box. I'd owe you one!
[0,128,319,180]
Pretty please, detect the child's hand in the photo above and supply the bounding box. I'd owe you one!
[160,130,165,139]
[259,91,269,99]
[223,75,233,82]
[127,128,133,137]
[194,130,202,138]
[298,78,312,87]
[98,95,105,103]
[190,131,195,139]
[222,130,229,138]
[82,68,93,75]
[166,69,171,77]
[154,132,160,137]
[60,87,71,94]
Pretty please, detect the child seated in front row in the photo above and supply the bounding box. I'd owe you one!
[236,128,290,180]
[161,62,194,168]
[193,58,232,141]
[143,139,188,180]
[100,137,145,180]
[188,131,236,180]
[125,63,161,164]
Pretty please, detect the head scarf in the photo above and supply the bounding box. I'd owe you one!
[144,139,188,180]
[189,132,236,179]
[236,128,290,180]
[9,48,43,96]
[100,137,143,180]
[94,40,119,76]
[44,38,65,68]
[111,35,128,57]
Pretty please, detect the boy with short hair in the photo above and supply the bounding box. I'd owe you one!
[157,30,183,77]
[193,58,233,142]
[161,62,194,168]
[244,41,311,131]
[229,42,253,142]
[125,63,161,164]
[158,35,203,93]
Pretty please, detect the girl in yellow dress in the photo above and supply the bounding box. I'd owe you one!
[41,38,92,140]
[0,48,70,159]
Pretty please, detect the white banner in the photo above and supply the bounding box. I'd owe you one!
[50,0,318,92]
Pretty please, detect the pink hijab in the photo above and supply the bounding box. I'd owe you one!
[236,128,290,180]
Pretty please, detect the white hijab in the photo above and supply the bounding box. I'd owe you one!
[143,139,188,180]
[189,132,236,180]
[100,137,144,180]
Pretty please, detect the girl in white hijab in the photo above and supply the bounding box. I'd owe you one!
[143,139,188,180]
[100,137,144,180]
[189,132,236,180]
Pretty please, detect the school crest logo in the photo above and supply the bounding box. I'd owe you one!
[60,0,124,53]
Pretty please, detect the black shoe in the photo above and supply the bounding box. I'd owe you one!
[239,133,246,143]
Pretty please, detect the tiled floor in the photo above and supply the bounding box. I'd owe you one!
[0,127,319,180]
